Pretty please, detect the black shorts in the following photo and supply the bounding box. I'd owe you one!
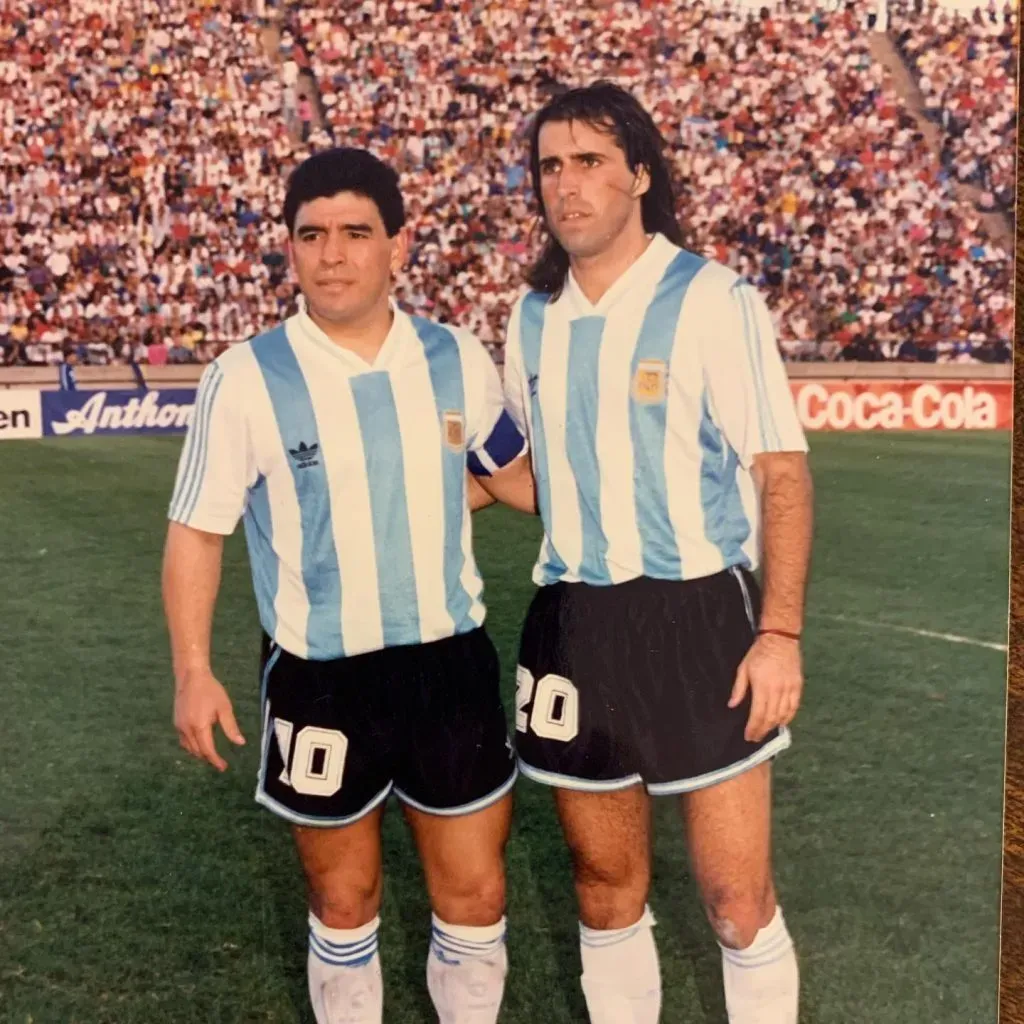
[514,566,791,795]
[255,626,517,827]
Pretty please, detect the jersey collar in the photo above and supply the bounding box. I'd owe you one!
[293,298,408,372]
[562,232,675,318]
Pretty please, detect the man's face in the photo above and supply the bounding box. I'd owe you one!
[537,118,650,260]
[287,192,406,326]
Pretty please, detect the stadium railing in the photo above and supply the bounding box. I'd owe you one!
[0,362,1010,391]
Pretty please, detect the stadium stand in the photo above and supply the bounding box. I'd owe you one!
[888,0,1016,213]
[0,0,1014,368]
[0,0,296,367]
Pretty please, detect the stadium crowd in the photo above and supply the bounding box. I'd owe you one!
[0,0,298,368]
[0,0,1014,368]
[888,0,1016,215]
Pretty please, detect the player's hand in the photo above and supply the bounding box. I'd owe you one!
[174,669,246,772]
[728,634,803,744]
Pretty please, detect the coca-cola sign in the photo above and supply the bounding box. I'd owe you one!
[790,381,1011,431]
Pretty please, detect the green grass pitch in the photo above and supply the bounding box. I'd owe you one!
[0,432,1010,1023]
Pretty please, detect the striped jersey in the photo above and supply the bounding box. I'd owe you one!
[502,232,807,587]
[168,305,526,660]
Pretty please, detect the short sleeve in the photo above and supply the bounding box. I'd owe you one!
[458,327,528,476]
[700,275,808,468]
[167,360,254,534]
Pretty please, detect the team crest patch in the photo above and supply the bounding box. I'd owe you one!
[443,410,466,450]
[632,359,668,404]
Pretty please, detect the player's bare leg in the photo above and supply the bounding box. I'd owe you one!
[403,793,512,1024]
[404,792,511,925]
[555,786,652,928]
[294,808,385,927]
[681,761,798,1023]
[552,785,660,1024]
[292,805,386,1024]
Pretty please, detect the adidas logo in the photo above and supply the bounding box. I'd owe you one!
[288,441,320,469]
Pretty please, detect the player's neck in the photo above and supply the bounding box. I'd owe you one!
[307,302,393,365]
[569,227,653,308]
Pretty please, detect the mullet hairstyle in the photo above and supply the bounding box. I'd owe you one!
[525,81,686,298]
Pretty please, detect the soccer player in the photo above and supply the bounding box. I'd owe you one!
[500,83,813,1023]
[162,147,533,1024]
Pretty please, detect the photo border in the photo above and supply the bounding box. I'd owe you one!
[997,36,1023,1024]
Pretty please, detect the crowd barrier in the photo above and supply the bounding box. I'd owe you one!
[0,367,1011,440]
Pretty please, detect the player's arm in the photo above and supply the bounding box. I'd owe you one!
[472,450,536,514]
[163,361,252,771]
[738,451,812,739]
[750,452,813,638]
[163,522,223,682]
[703,276,813,743]
[466,470,497,511]
[462,329,537,515]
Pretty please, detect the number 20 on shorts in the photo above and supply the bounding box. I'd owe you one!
[515,666,580,742]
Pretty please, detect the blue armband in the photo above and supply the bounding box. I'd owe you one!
[467,409,526,476]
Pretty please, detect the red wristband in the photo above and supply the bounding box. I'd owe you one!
[758,628,801,642]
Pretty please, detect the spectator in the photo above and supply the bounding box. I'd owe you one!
[147,335,169,366]
[59,346,79,390]
[297,93,315,142]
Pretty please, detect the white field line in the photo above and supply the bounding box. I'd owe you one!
[809,613,1008,653]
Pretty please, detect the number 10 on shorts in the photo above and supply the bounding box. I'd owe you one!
[515,666,580,742]
[271,710,349,797]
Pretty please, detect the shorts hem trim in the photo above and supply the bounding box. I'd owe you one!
[516,760,644,792]
[254,781,394,828]
[393,764,518,817]
[645,727,792,796]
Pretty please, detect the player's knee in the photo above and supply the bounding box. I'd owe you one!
[572,852,650,929]
[573,846,650,894]
[702,884,774,950]
[431,864,506,926]
[307,873,382,930]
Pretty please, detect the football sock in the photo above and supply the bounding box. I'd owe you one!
[579,905,661,1024]
[426,913,508,1023]
[719,905,798,1024]
[307,912,383,1024]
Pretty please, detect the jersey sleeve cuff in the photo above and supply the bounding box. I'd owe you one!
[739,434,810,467]
[167,509,239,536]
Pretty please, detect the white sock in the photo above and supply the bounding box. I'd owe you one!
[427,913,508,1024]
[720,905,798,1024]
[307,912,383,1024]
[579,905,661,1024]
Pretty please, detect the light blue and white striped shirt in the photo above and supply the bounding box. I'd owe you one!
[503,233,807,587]
[168,305,526,660]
